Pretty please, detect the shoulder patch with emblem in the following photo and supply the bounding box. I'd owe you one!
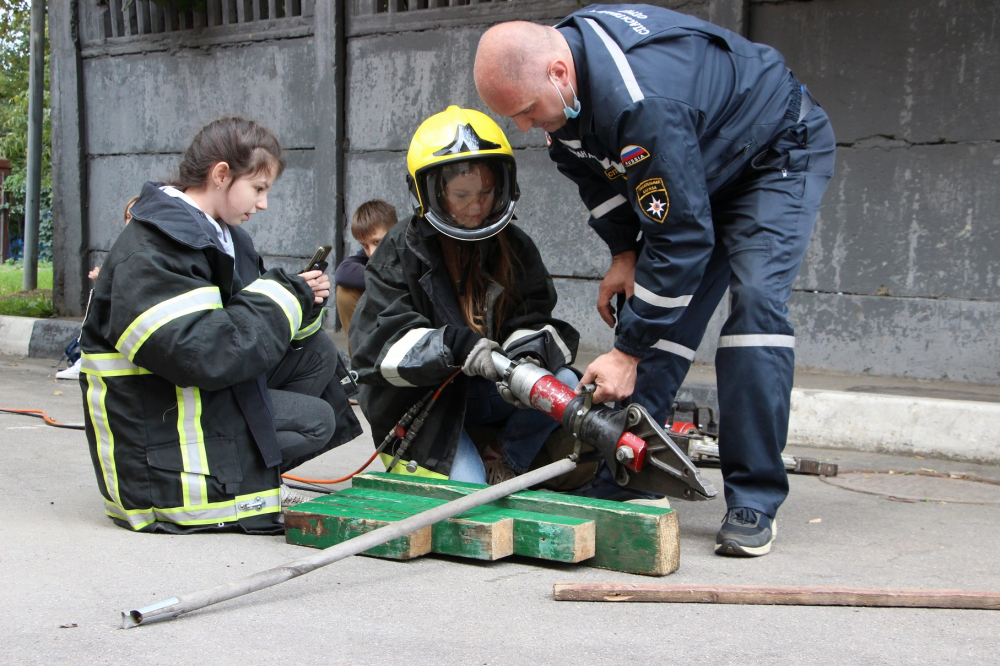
[636,177,669,222]
[621,145,650,167]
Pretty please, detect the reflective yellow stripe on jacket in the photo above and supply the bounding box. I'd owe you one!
[242,278,303,340]
[293,309,325,340]
[176,387,210,507]
[102,489,281,531]
[116,286,223,361]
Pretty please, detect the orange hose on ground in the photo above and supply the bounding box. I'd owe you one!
[281,449,381,485]
[0,407,86,430]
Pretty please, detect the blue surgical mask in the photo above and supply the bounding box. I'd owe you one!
[550,75,581,120]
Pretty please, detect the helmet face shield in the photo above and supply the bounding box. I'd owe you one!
[420,157,518,241]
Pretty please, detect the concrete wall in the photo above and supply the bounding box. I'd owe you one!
[50,0,999,384]
[750,0,1000,384]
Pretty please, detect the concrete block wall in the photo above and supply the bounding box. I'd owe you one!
[750,0,1000,384]
[343,0,733,358]
[50,0,997,384]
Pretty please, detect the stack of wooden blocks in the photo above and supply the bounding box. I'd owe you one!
[284,472,680,576]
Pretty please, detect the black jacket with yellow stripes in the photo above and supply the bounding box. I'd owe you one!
[79,182,346,534]
[349,217,579,479]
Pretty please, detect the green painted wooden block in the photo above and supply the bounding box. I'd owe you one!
[337,488,595,563]
[309,490,513,561]
[352,473,679,576]
[283,502,431,560]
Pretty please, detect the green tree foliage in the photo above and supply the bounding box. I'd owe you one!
[0,0,51,262]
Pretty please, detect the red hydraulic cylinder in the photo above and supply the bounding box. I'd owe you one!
[523,374,647,473]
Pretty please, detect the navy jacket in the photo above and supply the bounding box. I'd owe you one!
[334,248,368,292]
[549,5,802,356]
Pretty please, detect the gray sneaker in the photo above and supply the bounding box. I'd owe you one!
[279,484,308,507]
[715,507,776,557]
[481,445,517,486]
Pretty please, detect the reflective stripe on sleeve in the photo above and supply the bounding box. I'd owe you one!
[242,279,304,340]
[103,489,281,531]
[379,328,436,388]
[590,194,628,219]
[633,283,693,309]
[176,387,209,507]
[583,18,644,103]
[81,352,153,377]
[651,339,697,361]
[116,287,223,361]
[718,334,796,349]
[501,325,574,366]
[293,309,325,340]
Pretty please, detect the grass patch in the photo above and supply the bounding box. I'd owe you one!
[0,263,54,296]
[0,289,55,318]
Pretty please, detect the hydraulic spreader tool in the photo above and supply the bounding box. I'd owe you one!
[491,352,718,501]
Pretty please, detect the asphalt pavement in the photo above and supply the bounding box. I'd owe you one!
[2,354,999,665]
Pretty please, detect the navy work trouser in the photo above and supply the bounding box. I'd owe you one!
[632,106,836,518]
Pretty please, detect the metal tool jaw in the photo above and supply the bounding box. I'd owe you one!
[493,353,717,502]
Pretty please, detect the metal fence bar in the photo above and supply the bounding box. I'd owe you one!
[149,2,164,33]
[268,0,277,20]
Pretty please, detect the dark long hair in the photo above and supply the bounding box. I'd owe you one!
[440,232,521,337]
[171,117,285,190]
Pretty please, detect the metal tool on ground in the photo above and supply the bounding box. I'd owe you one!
[121,457,578,628]
[492,353,717,500]
[667,401,839,476]
[552,582,1000,610]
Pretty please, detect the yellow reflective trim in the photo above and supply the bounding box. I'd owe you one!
[378,453,448,480]
[176,387,209,507]
[116,286,223,361]
[80,351,153,377]
[102,488,281,530]
[242,279,303,340]
[86,374,122,504]
[293,309,325,340]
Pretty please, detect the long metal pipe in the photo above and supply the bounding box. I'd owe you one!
[22,0,46,291]
[121,457,578,628]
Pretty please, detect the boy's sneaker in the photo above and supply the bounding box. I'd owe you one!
[56,358,82,380]
[715,507,776,557]
[279,484,307,507]
[481,445,517,485]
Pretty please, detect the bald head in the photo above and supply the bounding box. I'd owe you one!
[475,21,574,115]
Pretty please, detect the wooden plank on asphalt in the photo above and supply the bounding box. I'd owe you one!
[552,583,1000,609]
[352,473,677,575]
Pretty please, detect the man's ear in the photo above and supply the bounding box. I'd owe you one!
[211,162,232,188]
[549,59,570,84]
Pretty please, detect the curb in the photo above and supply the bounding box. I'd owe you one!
[672,380,1000,465]
[0,315,81,360]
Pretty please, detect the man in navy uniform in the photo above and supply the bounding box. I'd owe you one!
[475,4,835,556]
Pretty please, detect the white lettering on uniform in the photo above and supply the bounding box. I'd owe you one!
[588,9,651,35]
[559,139,625,175]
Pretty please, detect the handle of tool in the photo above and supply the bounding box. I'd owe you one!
[121,457,579,628]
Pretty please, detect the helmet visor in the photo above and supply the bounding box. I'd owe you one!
[421,158,517,239]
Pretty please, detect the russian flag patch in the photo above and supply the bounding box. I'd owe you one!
[620,144,649,167]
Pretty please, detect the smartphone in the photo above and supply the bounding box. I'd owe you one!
[303,245,333,273]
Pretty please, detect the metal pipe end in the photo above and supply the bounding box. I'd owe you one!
[121,610,142,629]
[119,597,181,629]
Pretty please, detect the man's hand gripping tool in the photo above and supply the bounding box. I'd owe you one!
[492,353,717,501]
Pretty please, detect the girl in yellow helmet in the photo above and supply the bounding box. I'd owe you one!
[349,107,580,484]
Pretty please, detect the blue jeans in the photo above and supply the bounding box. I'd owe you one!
[449,366,579,483]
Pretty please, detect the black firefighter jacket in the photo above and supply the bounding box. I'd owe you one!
[349,217,580,479]
[79,182,359,534]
